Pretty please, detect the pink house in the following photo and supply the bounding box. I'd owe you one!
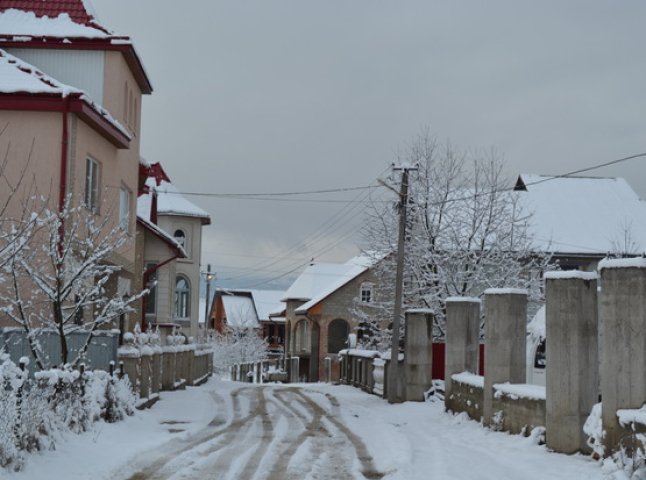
[0,1,152,326]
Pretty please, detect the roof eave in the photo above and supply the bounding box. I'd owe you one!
[0,92,130,148]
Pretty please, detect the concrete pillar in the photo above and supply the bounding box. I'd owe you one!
[324,357,331,383]
[483,289,527,426]
[599,259,646,453]
[185,348,195,386]
[403,309,434,402]
[151,350,162,394]
[290,357,300,383]
[445,297,481,409]
[161,349,176,390]
[139,353,151,399]
[544,272,598,454]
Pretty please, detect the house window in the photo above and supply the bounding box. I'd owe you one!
[119,186,131,232]
[294,319,310,353]
[145,264,157,315]
[84,158,100,212]
[327,318,349,354]
[534,339,546,369]
[175,275,190,319]
[174,229,188,254]
[360,282,373,303]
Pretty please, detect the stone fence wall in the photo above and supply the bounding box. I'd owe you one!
[230,358,288,384]
[118,333,213,409]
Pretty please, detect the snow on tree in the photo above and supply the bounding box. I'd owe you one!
[358,132,551,344]
[0,197,145,369]
[210,328,269,375]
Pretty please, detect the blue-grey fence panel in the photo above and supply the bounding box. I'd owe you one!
[0,328,118,372]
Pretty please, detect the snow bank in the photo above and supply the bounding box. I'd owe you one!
[617,404,646,428]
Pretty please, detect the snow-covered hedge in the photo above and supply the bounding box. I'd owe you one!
[0,354,134,471]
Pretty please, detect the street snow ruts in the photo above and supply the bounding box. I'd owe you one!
[5,378,603,480]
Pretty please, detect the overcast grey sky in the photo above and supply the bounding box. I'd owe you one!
[93,0,646,289]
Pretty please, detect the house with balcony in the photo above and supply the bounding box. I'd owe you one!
[0,0,152,329]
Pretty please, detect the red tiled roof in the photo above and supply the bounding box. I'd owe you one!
[0,0,93,24]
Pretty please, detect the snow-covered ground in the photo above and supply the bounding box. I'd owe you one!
[3,378,605,480]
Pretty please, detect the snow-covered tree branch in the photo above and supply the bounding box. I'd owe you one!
[358,132,551,345]
[0,196,145,368]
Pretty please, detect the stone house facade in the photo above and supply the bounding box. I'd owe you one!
[284,256,382,382]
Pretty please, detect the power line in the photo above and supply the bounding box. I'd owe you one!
[160,184,380,198]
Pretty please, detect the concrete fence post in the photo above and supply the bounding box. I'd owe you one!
[290,357,300,383]
[403,309,434,402]
[445,297,481,411]
[118,334,141,395]
[545,271,598,454]
[324,357,331,383]
[599,258,646,453]
[139,351,152,400]
[483,289,527,426]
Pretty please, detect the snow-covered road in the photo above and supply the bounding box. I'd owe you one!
[5,378,604,480]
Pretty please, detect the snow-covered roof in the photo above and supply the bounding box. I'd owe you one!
[217,289,285,323]
[0,1,152,94]
[138,177,211,225]
[285,255,374,314]
[517,174,646,255]
[0,49,130,142]
[0,47,79,95]
[0,7,111,39]
[136,215,187,258]
[221,294,260,329]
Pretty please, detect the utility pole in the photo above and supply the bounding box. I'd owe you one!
[204,264,214,329]
[388,163,417,404]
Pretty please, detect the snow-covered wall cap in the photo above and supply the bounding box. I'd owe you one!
[493,382,546,401]
[445,296,481,304]
[406,308,434,315]
[483,288,528,296]
[451,372,484,388]
[544,271,597,281]
[598,257,646,271]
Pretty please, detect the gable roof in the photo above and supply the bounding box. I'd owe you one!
[221,293,260,329]
[0,1,152,94]
[136,215,187,259]
[283,255,374,315]
[218,289,285,322]
[0,48,130,147]
[517,174,646,255]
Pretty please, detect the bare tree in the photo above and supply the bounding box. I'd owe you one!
[358,132,550,344]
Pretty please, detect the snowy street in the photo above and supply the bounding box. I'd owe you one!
[6,378,605,480]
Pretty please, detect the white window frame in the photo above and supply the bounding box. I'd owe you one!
[84,157,100,213]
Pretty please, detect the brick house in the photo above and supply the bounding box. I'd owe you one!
[284,255,381,382]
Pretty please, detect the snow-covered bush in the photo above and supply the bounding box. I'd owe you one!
[0,355,135,471]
